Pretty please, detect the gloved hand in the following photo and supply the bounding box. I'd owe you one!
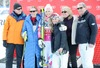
[22,31,27,42]
[59,24,67,31]
[38,38,45,48]
[3,40,7,47]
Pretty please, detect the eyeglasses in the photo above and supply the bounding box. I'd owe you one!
[30,10,36,13]
[62,11,67,13]
[16,8,22,10]
[77,7,83,10]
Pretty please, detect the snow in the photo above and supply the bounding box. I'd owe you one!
[0,25,6,59]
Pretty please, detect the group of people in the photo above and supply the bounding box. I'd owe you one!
[2,2,97,68]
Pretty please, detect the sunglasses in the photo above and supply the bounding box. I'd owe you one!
[62,11,67,13]
[30,10,37,13]
[16,8,22,10]
[77,7,83,10]
[45,11,51,12]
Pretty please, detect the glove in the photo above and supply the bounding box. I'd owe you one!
[38,38,45,48]
[3,40,7,47]
[59,24,67,31]
[55,50,60,56]
[22,31,27,41]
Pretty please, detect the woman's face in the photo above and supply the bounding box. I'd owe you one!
[30,8,37,17]
[52,17,59,24]
[45,8,53,17]
[61,9,69,18]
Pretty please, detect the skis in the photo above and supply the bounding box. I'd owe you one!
[39,8,47,68]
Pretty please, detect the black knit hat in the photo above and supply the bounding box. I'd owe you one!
[13,3,22,10]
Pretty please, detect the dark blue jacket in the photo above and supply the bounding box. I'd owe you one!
[51,22,69,54]
[76,10,98,44]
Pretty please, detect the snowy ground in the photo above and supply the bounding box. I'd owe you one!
[0,25,6,59]
[0,25,16,67]
[0,63,16,68]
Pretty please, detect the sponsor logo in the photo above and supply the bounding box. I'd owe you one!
[96,6,100,10]
[78,20,86,23]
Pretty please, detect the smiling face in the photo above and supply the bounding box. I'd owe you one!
[45,8,53,17]
[51,17,60,24]
[30,6,38,17]
[61,6,73,18]
[61,9,69,18]
[14,7,22,14]
[44,4,53,17]
[77,2,87,16]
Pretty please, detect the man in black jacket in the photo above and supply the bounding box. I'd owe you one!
[76,2,98,68]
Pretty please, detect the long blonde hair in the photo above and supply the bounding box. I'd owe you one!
[61,6,73,20]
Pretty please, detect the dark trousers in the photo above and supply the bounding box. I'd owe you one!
[67,38,78,68]
[6,43,23,68]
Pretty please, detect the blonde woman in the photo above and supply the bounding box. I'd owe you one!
[50,13,69,68]
[43,4,53,67]
[22,6,41,68]
[61,6,78,68]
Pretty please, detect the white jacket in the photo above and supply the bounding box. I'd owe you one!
[71,15,78,45]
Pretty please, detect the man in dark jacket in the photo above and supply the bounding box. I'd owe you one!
[76,2,98,68]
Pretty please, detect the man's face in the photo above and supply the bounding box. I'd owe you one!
[77,4,86,16]
[14,7,22,14]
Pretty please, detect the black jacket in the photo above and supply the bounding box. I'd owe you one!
[51,22,69,53]
[76,10,98,44]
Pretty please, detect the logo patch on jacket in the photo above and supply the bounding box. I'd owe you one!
[78,20,86,23]
[91,23,95,25]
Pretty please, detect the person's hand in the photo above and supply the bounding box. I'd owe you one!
[22,31,27,41]
[59,24,67,31]
[58,48,63,53]
[89,44,94,48]
[38,39,45,48]
[3,40,7,48]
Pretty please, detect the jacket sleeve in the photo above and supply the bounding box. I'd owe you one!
[3,16,10,40]
[21,19,27,36]
[51,33,54,53]
[88,14,98,44]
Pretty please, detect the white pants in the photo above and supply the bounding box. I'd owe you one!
[44,41,52,63]
[79,43,95,68]
[52,52,69,68]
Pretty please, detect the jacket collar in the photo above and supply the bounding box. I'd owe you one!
[26,14,41,26]
[81,10,89,18]
[10,11,26,21]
